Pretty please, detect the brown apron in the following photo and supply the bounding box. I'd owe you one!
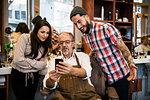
[50,54,101,100]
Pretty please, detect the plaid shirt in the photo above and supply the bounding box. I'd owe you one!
[51,28,59,45]
[83,21,129,84]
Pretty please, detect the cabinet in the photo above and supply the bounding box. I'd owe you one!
[0,75,9,100]
[82,0,133,54]
[134,2,149,44]
[0,0,4,55]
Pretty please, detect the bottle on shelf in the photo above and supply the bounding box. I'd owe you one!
[108,10,112,20]
[101,6,104,20]
[115,9,118,21]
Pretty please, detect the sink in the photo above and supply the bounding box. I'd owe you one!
[0,67,12,75]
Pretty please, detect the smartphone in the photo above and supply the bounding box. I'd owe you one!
[55,59,63,70]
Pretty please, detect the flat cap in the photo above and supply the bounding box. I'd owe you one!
[32,15,42,25]
[70,6,87,20]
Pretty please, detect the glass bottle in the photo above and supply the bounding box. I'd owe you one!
[115,9,118,21]
[108,10,112,20]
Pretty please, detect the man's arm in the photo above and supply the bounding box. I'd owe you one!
[116,38,137,81]
[116,38,133,64]
[46,77,55,88]
[45,70,61,88]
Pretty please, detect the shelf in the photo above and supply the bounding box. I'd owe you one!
[115,21,132,24]
[124,41,132,43]
[116,1,133,4]
[94,19,113,23]
[133,2,149,6]
[102,0,114,2]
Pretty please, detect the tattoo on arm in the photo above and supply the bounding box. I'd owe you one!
[117,39,132,63]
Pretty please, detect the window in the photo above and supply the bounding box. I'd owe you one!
[8,0,27,31]
[21,11,26,20]
[8,10,12,18]
[40,0,74,33]
[15,10,20,19]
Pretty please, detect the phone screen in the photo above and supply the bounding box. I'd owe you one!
[55,59,63,70]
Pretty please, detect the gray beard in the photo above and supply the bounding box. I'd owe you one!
[63,52,69,56]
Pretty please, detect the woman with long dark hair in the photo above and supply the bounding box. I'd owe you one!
[11,20,52,100]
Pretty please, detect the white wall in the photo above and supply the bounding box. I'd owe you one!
[74,0,83,49]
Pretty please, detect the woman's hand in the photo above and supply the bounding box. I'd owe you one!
[40,58,45,61]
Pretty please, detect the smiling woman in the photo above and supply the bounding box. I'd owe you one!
[37,26,50,42]
[10,20,52,100]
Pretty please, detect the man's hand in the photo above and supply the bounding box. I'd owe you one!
[127,63,138,81]
[56,62,86,78]
[56,62,74,75]
[49,70,61,82]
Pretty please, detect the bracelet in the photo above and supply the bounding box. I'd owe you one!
[128,61,135,65]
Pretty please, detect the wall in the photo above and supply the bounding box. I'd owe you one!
[148,2,150,35]
[74,0,83,50]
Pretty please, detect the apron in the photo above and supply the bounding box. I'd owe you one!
[50,54,101,100]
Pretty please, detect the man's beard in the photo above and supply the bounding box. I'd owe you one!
[79,21,90,34]
[62,46,69,56]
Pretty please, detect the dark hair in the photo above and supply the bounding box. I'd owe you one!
[5,27,13,34]
[15,22,29,33]
[70,6,87,20]
[29,20,52,59]
[141,36,148,43]
[32,15,42,25]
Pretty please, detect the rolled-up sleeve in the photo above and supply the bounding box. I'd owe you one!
[77,53,92,79]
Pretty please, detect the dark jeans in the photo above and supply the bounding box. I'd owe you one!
[11,68,39,100]
[102,73,130,100]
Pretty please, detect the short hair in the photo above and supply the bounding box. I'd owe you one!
[32,15,42,25]
[15,22,29,33]
[59,32,74,42]
[141,36,148,43]
[70,6,87,20]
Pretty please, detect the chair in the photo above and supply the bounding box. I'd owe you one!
[40,88,54,100]
[107,87,119,100]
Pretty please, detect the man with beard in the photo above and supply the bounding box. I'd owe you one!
[70,6,137,100]
[43,32,101,100]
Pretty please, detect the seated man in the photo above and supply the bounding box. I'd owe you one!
[134,36,150,53]
[43,32,101,100]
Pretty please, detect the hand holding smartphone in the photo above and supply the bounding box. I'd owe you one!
[55,59,63,70]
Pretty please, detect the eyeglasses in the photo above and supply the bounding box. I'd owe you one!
[59,40,73,45]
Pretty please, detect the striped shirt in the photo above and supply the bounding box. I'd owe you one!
[83,21,129,84]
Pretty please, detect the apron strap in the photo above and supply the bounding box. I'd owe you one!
[74,53,81,68]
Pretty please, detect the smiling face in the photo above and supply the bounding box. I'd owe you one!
[71,14,90,34]
[37,26,49,42]
[59,33,74,58]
